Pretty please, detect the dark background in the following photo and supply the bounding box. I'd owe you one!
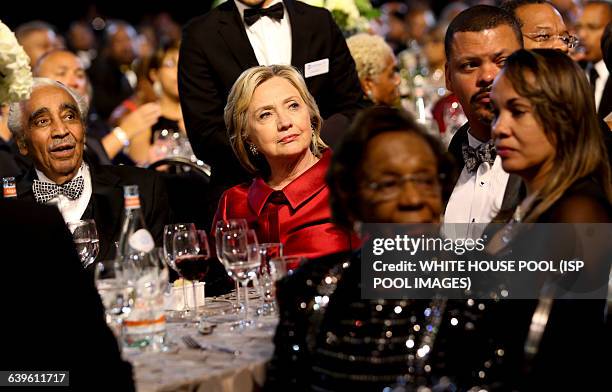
[1,0,457,32]
[1,1,215,32]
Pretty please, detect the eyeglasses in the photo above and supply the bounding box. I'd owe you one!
[362,173,443,201]
[161,59,178,69]
[523,32,579,49]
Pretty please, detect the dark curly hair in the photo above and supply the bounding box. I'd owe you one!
[326,106,457,228]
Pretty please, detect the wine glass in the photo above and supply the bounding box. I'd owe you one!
[221,229,260,328]
[69,219,99,268]
[215,219,248,310]
[173,230,211,322]
[163,223,196,318]
[257,243,283,315]
[268,256,304,301]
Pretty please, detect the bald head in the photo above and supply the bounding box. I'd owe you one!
[34,50,88,99]
[15,21,61,67]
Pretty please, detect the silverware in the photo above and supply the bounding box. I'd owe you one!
[197,321,217,335]
[181,335,240,356]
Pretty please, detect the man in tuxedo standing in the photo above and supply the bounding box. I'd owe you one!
[443,5,524,237]
[7,78,170,261]
[178,0,364,189]
[576,1,612,123]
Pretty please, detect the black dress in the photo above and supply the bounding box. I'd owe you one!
[267,178,610,391]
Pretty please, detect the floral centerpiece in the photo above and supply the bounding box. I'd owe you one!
[302,0,379,35]
[0,20,33,104]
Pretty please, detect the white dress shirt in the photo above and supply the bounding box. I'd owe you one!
[591,60,609,112]
[234,0,292,66]
[444,132,510,238]
[35,163,92,225]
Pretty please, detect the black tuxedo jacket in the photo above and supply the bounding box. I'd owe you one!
[16,164,170,261]
[0,199,134,390]
[178,0,364,187]
[446,122,524,216]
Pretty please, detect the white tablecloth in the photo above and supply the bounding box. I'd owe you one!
[127,294,277,392]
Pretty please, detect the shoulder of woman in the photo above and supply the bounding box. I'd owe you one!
[546,182,611,223]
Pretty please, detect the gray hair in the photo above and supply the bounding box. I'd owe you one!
[346,33,394,80]
[7,78,88,142]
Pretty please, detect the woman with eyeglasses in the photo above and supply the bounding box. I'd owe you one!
[266,106,462,390]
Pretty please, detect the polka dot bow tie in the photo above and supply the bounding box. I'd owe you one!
[462,141,497,173]
[32,176,84,204]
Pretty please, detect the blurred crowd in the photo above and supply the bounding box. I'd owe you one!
[1,0,611,390]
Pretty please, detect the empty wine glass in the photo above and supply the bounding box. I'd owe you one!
[69,219,99,268]
[269,256,304,301]
[215,219,248,310]
[221,229,260,329]
[257,243,283,315]
[163,223,196,318]
[173,230,211,322]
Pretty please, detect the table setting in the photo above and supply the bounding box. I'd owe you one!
[93,219,295,391]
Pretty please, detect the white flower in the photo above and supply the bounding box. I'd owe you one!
[326,0,360,20]
[302,0,371,32]
[300,0,325,7]
[0,19,33,104]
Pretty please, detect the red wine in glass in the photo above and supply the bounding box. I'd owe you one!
[175,254,211,282]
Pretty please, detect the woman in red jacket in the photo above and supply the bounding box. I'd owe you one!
[213,65,356,259]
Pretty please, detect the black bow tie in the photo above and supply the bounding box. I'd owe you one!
[462,141,497,173]
[32,176,84,204]
[244,2,284,26]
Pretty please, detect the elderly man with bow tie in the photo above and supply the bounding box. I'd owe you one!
[7,78,170,261]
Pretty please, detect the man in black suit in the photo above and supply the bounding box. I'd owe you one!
[87,20,138,122]
[443,6,524,236]
[178,0,364,189]
[576,1,612,123]
[0,199,134,390]
[7,78,170,261]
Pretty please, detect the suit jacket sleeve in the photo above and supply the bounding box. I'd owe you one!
[319,9,365,120]
[178,20,247,185]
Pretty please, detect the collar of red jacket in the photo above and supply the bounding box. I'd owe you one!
[247,149,331,215]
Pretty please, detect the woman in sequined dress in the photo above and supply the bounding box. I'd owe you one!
[265,106,468,391]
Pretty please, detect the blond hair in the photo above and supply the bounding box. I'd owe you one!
[346,33,394,80]
[224,65,327,176]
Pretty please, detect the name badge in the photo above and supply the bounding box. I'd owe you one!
[304,58,329,78]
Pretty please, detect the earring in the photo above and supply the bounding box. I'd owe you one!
[249,143,258,156]
[352,220,363,234]
[153,81,163,97]
[366,90,374,101]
